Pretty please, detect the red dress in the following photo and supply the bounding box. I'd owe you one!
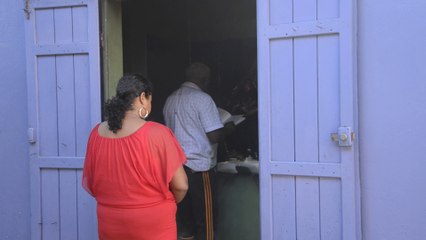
[82,121,186,240]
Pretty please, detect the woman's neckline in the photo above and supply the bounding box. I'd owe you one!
[96,121,151,140]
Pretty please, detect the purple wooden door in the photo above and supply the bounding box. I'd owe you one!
[24,0,101,239]
[257,0,361,239]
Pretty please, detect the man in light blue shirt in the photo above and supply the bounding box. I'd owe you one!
[163,62,235,240]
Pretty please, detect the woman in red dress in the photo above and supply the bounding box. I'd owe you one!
[82,74,188,240]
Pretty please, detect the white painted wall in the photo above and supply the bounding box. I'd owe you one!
[0,0,30,239]
[358,1,426,239]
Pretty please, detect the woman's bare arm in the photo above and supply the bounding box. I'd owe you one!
[170,166,188,203]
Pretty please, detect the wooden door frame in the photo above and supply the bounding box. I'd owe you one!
[101,0,123,100]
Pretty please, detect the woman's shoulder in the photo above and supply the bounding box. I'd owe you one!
[89,121,112,138]
[139,122,178,146]
[89,122,102,137]
[86,123,102,147]
[142,121,173,136]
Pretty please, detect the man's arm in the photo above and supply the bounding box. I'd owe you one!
[206,122,236,144]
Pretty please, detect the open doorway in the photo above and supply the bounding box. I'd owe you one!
[102,0,259,239]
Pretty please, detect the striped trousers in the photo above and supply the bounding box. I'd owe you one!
[177,166,217,240]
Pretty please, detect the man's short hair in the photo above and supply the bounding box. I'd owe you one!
[185,62,210,81]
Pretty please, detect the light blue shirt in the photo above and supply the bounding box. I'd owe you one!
[163,82,223,171]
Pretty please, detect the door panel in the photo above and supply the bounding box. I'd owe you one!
[318,35,341,164]
[74,54,92,156]
[293,37,318,163]
[59,169,79,239]
[37,56,59,156]
[320,177,342,239]
[270,39,294,162]
[40,169,60,240]
[271,176,296,239]
[25,1,100,239]
[57,55,77,156]
[257,0,360,239]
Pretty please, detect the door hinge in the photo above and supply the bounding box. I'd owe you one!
[24,0,31,20]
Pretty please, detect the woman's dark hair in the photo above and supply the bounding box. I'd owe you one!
[104,74,153,133]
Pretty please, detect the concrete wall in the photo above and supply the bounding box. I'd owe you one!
[358,1,426,239]
[0,0,31,239]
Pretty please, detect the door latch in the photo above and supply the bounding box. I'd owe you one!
[28,128,36,144]
[331,126,355,147]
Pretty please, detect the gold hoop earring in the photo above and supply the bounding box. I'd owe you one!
[138,107,149,119]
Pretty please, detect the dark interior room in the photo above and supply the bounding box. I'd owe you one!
[119,1,259,239]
